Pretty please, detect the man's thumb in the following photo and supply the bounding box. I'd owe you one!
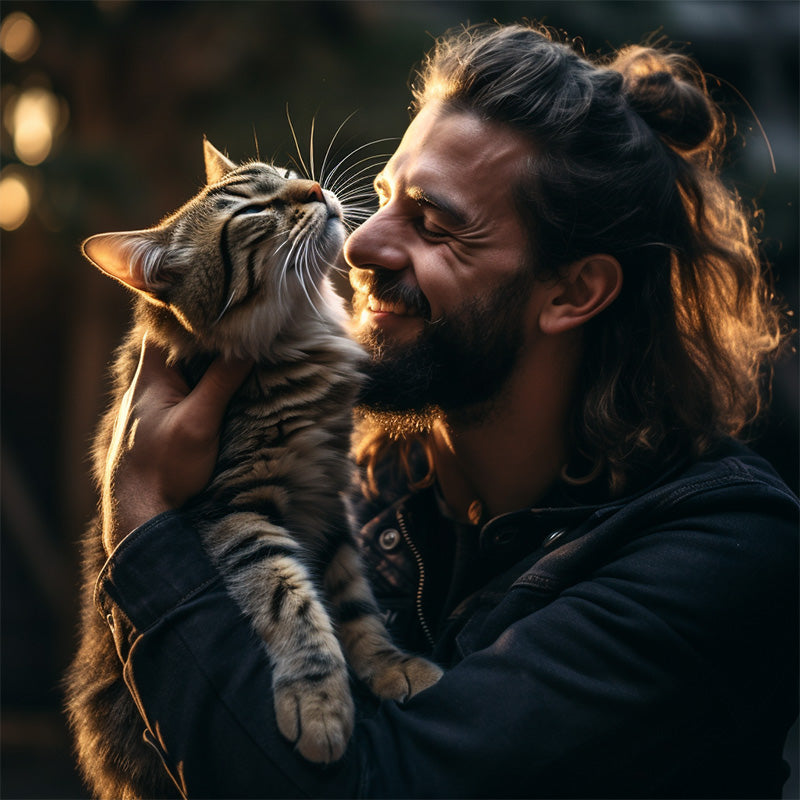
[186,355,254,424]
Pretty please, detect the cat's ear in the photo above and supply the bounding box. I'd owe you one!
[82,230,172,297]
[203,138,236,184]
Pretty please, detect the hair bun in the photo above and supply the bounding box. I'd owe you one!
[611,46,717,151]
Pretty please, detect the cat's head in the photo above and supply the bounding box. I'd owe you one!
[82,139,347,357]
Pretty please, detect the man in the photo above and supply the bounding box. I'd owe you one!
[89,23,798,798]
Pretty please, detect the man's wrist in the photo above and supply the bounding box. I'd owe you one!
[104,483,173,555]
[94,510,220,660]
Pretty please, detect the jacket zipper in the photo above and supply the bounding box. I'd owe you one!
[396,508,435,649]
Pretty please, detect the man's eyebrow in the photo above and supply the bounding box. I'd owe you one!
[407,186,468,226]
[373,173,469,227]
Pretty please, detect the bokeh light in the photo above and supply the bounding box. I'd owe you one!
[0,167,31,230]
[0,12,40,62]
[4,87,62,165]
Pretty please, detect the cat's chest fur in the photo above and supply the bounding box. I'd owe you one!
[201,349,362,546]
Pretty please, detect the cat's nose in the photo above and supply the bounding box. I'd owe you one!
[307,182,325,203]
[296,181,325,205]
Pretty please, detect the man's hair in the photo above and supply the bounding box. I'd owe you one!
[356,22,788,496]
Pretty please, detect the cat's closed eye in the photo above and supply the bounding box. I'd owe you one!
[236,203,268,215]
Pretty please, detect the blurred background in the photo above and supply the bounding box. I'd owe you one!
[1,1,797,797]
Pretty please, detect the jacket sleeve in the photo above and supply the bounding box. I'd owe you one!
[96,493,799,798]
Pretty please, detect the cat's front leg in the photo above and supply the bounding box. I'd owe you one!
[325,539,444,701]
[216,519,355,764]
[254,558,354,764]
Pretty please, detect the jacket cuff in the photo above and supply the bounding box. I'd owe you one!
[94,511,221,662]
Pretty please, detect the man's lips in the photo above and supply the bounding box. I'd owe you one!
[350,269,431,321]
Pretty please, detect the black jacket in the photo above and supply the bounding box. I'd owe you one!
[96,439,799,798]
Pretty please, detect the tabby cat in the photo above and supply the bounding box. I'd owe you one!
[65,139,442,799]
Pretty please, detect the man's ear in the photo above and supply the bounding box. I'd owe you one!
[539,254,622,335]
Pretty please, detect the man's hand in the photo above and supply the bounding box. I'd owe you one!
[101,335,253,555]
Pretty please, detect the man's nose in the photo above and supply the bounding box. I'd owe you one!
[344,209,409,272]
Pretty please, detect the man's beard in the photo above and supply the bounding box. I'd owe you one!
[352,263,534,432]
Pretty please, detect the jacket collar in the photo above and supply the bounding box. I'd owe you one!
[360,449,696,557]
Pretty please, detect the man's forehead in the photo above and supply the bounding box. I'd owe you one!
[383,101,533,188]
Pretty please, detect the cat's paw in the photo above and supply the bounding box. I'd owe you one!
[370,656,443,702]
[274,672,355,764]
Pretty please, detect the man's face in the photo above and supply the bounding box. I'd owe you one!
[345,101,541,417]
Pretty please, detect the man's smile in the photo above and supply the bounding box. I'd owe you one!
[365,294,419,317]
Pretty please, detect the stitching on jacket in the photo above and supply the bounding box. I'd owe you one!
[654,466,798,512]
[511,464,798,594]
[140,575,222,634]
[513,573,561,591]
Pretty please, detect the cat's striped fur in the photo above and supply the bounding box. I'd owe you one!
[65,140,442,799]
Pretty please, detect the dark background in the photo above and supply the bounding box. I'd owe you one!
[1,2,797,798]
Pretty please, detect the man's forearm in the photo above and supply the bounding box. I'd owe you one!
[98,511,366,797]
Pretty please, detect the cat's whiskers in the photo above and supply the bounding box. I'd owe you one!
[325,159,388,199]
[339,196,376,214]
[340,205,376,235]
[295,241,324,317]
[276,233,301,301]
[320,139,395,191]
[217,226,290,327]
[309,115,317,182]
[324,152,391,197]
[213,289,238,326]
[335,189,377,209]
[286,105,312,180]
[317,111,359,187]
[333,182,381,204]
[307,242,331,314]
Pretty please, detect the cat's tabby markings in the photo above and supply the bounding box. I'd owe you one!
[65,140,441,799]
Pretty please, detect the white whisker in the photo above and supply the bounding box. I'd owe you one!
[213,289,237,325]
[309,115,316,182]
[297,252,320,315]
[323,139,396,192]
[286,105,311,179]
[277,234,302,298]
[319,111,359,187]
[327,155,391,198]
[328,151,391,185]
[326,152,389,190]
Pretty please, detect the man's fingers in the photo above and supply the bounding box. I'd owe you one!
[125,334,252,446]
[184,354,254,426]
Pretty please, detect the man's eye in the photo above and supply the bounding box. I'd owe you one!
[417,218,449,240]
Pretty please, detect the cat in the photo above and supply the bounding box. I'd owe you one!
[65,138,442,799]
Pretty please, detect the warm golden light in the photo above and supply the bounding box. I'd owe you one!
[0,12,40,62]
[7,87,60,165]
[0,170,31,230]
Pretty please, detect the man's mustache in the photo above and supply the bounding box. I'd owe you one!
[350,268,433,321]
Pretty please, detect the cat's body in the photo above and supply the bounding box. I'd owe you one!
[65,140,441,799]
